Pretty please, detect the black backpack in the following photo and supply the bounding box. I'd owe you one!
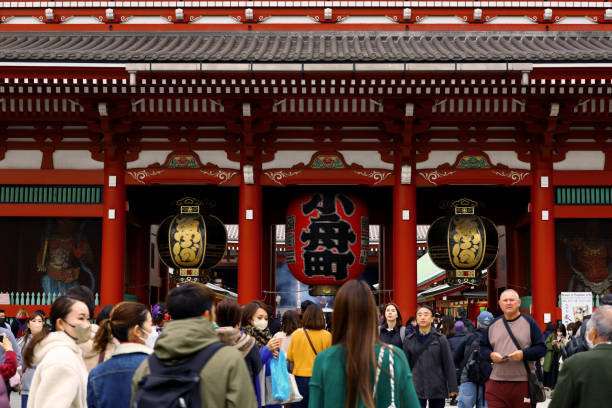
[132,342,225,408]
[464,337,492,385]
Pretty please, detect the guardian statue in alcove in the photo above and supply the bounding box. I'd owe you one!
[36,218,95,294]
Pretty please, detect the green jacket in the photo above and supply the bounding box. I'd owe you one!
[130,316,257,408]
[549,343,612,408]
[309,343,421,408]
[543,333,563,373]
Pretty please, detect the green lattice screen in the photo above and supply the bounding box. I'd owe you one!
[555,187,612,205]
[0,186,102,204]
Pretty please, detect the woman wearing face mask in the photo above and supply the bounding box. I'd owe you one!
[17,312,48,408]
[87,302,153,408]
[543,322,567,391]
[22,296,90,408]
[242,301,282,408]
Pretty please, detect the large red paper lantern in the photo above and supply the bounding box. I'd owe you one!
[285,192,369,295]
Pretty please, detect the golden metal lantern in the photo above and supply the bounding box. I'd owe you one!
[426,198,499,286]
[157,197,227,283]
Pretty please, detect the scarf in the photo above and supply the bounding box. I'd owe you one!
[216,326,256,357]
[243,324,272,349]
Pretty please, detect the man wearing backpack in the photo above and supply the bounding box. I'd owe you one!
[456,311,494,408]
[131,282,257,408]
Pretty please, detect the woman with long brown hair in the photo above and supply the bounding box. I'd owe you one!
[309,280,420,408]
[379,302,406,349]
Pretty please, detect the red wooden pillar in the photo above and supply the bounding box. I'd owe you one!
[530,159,556,327]
[100,159,126,306]
[238,163,262,305]
[392,159,418,318]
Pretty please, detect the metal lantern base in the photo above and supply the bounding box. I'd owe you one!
[173,268,209,284]
[446,269,482,286]
[309,285,338,296]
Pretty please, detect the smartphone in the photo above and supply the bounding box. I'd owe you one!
[0,334,3,343]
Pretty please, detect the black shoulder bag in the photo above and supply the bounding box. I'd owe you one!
[502,318,546,404]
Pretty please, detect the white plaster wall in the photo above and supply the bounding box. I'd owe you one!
[337,16,396,24]
[338,151,393,170]
[555,16,596,24]
[0,150,42,169]
[2,16,43,24]
[53,150,104,169]
[484,151,530,170]
[553,151,606,171]
[122,16,172,24]
[195,151,240,169]
[262,151,318,170]
[416,151,461,169]
[189,16,241,24]
[259,16,317,24]
[485,16,537,24]
[127,150,173,169]
[61,16,103,24]
[415,16,467,24]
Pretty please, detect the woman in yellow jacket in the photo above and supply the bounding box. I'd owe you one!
[287,304,331,408]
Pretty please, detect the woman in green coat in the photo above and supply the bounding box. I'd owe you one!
[308,280,420,408]
[543,323,567,389]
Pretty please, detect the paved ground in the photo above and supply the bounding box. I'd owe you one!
[442,399,551,407]
[10,393,552,408]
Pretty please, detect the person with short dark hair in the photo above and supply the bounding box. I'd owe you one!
[130,282,257,407]
[94,305,113,326]
[549,305,612,408]
[272,310,301,354]
[406,316,417,334]
[457,307,475,333]
[403,305,458,408]
[0,310,10,331]
[287,304,331,408]
[265,305,281,336]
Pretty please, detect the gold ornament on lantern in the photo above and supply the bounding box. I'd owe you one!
[427,198,499,286]
[157,197,227,283]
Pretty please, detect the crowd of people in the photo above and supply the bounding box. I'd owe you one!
[0,285,610,408]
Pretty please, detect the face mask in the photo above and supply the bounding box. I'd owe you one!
[139,327,157,349]
[66,321,91,344]
[253,319,268,331]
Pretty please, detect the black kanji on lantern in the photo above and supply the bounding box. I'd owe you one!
[300,193,357,280]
